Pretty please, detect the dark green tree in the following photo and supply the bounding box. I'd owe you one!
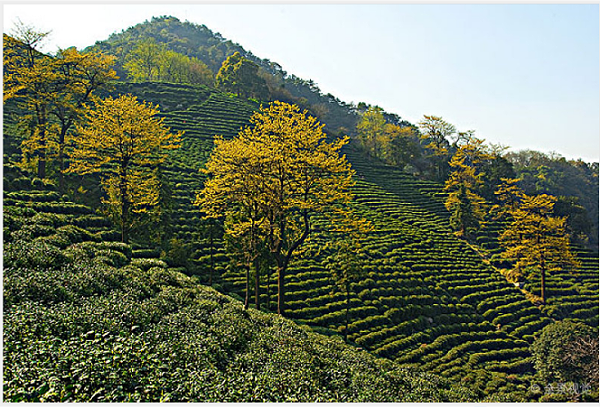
[531,321,598,391]
[215,52,268,100]
[326,216,371,342]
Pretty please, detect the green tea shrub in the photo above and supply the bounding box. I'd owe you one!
[530,321,598,388]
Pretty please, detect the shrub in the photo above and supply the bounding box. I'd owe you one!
[530,321,599,389]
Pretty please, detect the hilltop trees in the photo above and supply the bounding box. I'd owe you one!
[355,107,421,169]
[418,115,455,181]
[197,101,356,315]
[123,38,213,85]
[498,194,580,303]
[67,94,182,242]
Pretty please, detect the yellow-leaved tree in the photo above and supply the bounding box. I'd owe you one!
[196,101,356,315]
[4,23,117,183]
[3,25,56,179]
[444,136,490,238]
[50,47,118,191]
[68,94,182,242]
[499,194,580,304]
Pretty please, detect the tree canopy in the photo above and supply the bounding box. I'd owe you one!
[499,193,580,303]
[215,52,269,100]
[196,101,356,315]
[4,26,118,182]
[68,94,182,242]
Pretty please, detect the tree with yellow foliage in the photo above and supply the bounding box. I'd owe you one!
[3,24,55,179]
[356,107,421,168]
[4,23,117,184]
[68,94,182,242]
[356,106,386,158]
[444,136,489,238]
[490,177,526,221]
[499,194,580,303]
[196,101,355,315]
[50,47,118,190]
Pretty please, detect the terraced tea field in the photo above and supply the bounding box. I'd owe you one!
[3,82,598,400]
[93,83,600,388]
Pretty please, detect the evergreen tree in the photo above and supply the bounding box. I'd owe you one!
[215,52,268,100]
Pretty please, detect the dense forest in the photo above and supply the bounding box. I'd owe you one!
[3,16,598,402]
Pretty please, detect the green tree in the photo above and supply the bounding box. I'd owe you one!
[356,106,386,158]
[446,184,484,239]
[124,38,163,81]
[67,94,182,242]
[196,101,356,315]
[531,321,598,391]
[215,51,268,100]
[498,194,580,303]
[326,215,372,342]
[186,56,214,85]
[418,115,455,181]
[384,125,422,169]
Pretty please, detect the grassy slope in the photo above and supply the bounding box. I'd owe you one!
[3,165,478,402]
[3,81,598,401]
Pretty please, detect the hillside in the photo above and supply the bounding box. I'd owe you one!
[4,78,598,401]
[3,16,599,402]
[88,16,365,135]
[88,15,599,248]
[3,164,480,402]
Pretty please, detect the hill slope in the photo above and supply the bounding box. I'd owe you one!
[3,165,478,402]
[115,82,598,398]
[4,79,598,401]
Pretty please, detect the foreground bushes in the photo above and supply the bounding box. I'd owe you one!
[3,208,478,402]
[4,266,478,402]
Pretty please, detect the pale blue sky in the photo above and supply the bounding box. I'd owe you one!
[3,1,599,162]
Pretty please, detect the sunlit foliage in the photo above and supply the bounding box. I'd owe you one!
[68,94,182,242]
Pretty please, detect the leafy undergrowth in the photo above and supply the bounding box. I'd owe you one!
[3,177,483,402]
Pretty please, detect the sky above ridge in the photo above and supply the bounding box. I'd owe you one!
[3,1,599,162]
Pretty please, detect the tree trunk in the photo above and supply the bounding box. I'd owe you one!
[58,126,68,193]
[244,262,250,310]
[36,109,47,179]
[38,157,46,179]
[277,266,285,316]
[254,258,260,311]
[345,286,349,343]
[266,264,271,311]
[37,126,46,179]
[120,171,129,243]
[540,256,546,304]
[209,232,214,285]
